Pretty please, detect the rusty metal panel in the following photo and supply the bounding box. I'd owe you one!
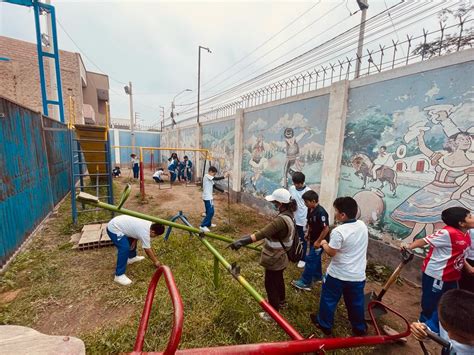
[0,97,71,266]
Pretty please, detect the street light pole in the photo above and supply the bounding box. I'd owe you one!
[197,45,211,124]
[355,0,369,79]
[124,82,135,152]
[171,88,192,127]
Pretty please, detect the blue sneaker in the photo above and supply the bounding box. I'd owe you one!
[291,279,311,291]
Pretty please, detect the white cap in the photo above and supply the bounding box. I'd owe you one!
[265,188,291,204]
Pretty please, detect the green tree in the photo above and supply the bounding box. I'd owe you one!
[344,108,393,156]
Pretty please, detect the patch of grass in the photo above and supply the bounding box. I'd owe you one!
[1,184,380,354]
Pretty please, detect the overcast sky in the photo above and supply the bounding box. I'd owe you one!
[0,0,457,126]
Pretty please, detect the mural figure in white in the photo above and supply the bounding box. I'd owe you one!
[372,146,395,180]
[391,104,474,242]
[273,127,311,188]
[249,134,268,188]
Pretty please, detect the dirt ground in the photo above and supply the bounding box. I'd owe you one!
[0,170,440,354]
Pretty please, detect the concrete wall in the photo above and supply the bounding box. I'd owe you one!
[161,49,473,283]
[338,51,474,247]
[82,71,109,125]
[0,97,71,267]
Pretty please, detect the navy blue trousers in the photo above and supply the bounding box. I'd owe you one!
[300,245,323,284]
[107,229,137,276]
[317,274,367,333]
[420,273,458,334]
[200,200,214,227]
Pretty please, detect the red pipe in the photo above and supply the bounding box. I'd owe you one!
[142,334,404,354]
[132,266,184,355]
[259,300,304,340]
[150,152,154,172]
[135,301,410,355]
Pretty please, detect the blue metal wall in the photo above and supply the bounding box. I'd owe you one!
[110,129,161,166]
[0,97,71,266]
[42,116,71,204]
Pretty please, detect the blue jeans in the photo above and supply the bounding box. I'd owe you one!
[107,229,137,276]
[133,163,139,179]
[169,171,177,182]
[200,200,214,227]
[296,225,307,261]
[420,273,458,334]
[317,274,367,333]
[300,245,323,284]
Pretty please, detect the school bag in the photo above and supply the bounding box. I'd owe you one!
[278,214,304,263]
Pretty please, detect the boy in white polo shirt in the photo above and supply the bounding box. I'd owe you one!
[107,215,165,286]
[311,196,368,336]
[199,166,228,233]
[288,172,311,268]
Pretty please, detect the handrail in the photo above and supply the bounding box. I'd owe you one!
[132,266,184,355]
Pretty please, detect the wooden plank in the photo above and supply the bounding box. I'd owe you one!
[0,325,85,354]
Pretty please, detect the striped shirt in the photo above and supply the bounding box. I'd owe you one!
[422,226,471,282]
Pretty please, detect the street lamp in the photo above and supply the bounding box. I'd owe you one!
[124,81,135,152]
[197,45,211,124]
[171,88,192,127]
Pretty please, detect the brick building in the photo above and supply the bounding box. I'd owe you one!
[0,36,109,125]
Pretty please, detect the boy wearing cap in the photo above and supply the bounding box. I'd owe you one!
[228,188,297,321]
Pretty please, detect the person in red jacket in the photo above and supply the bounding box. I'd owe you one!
[405,207,473,334]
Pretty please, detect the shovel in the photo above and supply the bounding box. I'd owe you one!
[364,247,414,320]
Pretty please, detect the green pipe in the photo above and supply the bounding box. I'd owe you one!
[76,193,265,303]
[213,256,219,290]
[76,194,261,252]
[199,237,264,303]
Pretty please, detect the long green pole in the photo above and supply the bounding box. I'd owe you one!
[77,194,263,301]
[76,194,261,252]
[76,193,303,339]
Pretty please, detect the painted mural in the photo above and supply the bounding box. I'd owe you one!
[338,61,474,245]
[159,129,179,164]
[179,126,198,161]
[242,95,330,197]
[202,119,235,184]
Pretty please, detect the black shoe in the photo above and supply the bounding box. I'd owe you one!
[352,327,368,336]
[279,300,288,309]
[309,313,332,336]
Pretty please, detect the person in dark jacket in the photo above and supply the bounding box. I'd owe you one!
[228,188,297,321]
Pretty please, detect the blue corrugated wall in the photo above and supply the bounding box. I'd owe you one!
[110,129,161,166]
[0,97,71,266]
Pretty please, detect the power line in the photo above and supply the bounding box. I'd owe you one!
[180,0,413,113]
[56,18,127,86]
[176,0,454,119]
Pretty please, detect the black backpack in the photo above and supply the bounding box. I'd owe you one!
[279,214,304,263]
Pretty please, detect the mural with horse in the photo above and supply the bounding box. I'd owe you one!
[351,151,398,196]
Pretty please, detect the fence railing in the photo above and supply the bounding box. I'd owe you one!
[175,16,473,127]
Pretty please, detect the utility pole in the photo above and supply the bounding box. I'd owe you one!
[355,0,369,79]
[197,46,211,124]
[124,82,135,152]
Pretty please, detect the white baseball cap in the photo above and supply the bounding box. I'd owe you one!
[265,188,291,204]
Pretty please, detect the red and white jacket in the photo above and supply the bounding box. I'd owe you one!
[422,226,471,282]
